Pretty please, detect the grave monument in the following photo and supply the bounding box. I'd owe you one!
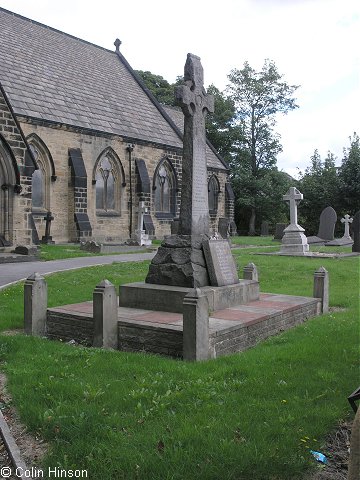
[280,187,309,254]
[119,54,259,353]
[352,210,360,253]
[326,213,354,247]
[41,211,55,244]
[146,53,237,288]
[307,206,337,245]
[135,201,152,247]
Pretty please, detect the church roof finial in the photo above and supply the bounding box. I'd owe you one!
[114,38,121,53]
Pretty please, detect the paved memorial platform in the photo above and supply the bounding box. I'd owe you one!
[46,292,320,358]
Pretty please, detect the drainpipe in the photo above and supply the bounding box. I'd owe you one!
[127,144,134,238]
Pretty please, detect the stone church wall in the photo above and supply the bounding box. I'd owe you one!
[0,91,32,245]
[18,121,195,243]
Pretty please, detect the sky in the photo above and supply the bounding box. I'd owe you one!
[0,0,358,178]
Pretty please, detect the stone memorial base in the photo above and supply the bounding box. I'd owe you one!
[306,236,326,245]
[146,234,210,288]
[280,224,309,255]
[119,280,260,313]
[41,236,55,245]
[46,292,321,358]
[325,236,354,247]
[134,229,152,247]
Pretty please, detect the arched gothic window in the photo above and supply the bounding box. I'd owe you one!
[208,175,220,214]
[95,150,124,215]
[154,159,176,217]
[28,142,50,212]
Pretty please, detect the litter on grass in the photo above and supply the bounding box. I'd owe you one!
[310,450,328,464]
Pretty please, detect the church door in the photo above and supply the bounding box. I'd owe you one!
[0,140,15,245]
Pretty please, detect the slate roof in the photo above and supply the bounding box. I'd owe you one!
[0,7,226,170]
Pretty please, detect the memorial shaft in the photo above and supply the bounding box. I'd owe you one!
[176,53,214,236]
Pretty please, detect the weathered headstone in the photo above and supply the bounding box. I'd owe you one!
[243,262,258,282]
[326,213,354,246]
[41,211,55,244]
[203,239,239,286]
[218,218,230,239]
[135,201,152,246]
[14,245,38,256]
[260,221,269,236]
[274,223,287,240]
[280,187,309,254]
[146,53,214,287]
[80,240,101,253]
[352,210,360,252]
[307,206,337,244]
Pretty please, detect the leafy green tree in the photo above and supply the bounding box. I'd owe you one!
[227,60,299,235]
[338,132,360,214]
[135,70,177,106]
[205,84,240,162]
[297,149,340,235]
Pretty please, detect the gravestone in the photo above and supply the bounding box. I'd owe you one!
[280,187,309,254]
[326,213,354,246]
[273,223,287,240]
[146,53,215,287]
[41,211,55,244]
[307,206,337,244]
[261,221,269,236]
[135,201,152,246]
[352,210,360,252]
[202,239,239,287]
[218,218,230,239]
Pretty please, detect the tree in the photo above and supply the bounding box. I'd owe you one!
[135,70,178,106]
[227,60,299,235]
[297,149,340,234]
[338,132,360,213]
[205,84,240,162]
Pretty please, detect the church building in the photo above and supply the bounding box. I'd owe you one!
[0,7,235,247]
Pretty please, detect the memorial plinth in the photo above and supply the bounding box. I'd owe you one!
[119,53,261,360]
[280,187,309,255]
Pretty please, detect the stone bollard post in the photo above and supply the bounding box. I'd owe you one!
[24,273,48,336]
[93,279,118,349]
[243,262,258,282]
[183,288,210,361]
[313,266,329,313]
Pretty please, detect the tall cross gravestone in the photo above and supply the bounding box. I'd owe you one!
[145,54,215,287]
[175,54,214,237]
[41,211,55,244]
[341,214,353,239]
[280,187,309,254]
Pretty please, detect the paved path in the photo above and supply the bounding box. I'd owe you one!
[0,252,155,290]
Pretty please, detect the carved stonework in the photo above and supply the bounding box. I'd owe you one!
[146,54,214,287]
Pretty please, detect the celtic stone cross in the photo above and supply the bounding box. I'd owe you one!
[175,53,214,236]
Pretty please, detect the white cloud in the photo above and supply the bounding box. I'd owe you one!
[0,0,358,176]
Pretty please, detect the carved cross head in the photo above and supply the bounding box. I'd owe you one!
[175,53,214,117]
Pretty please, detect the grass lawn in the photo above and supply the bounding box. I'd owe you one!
[0,246,359,479]
[39,244,152,261]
